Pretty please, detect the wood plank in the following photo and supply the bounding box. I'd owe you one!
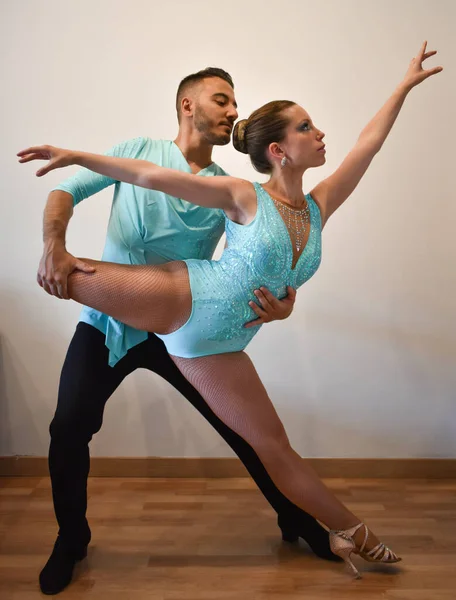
[0,477,455,598]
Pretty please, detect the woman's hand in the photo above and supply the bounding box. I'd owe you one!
[401,41,443,91]
[17,145,76,176]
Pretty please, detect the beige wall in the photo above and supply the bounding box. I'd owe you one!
[1,0,455,458]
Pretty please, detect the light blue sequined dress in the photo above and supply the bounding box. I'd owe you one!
[156,183,322,358]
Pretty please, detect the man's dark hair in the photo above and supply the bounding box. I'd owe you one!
[176,67,234,121]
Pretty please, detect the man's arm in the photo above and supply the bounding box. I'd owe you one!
[36,137,147,298]
[44,190,73,245]
[38,190,95,299]
[244,286,297,328]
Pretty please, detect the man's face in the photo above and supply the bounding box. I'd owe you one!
[192,77,239,145]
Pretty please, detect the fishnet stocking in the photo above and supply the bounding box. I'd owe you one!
[172,352,358,531]
[67,258,367,535]
[68,259,191,334]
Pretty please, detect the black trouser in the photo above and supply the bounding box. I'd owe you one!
[49,322,312,552]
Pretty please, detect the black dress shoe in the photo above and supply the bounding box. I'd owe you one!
[278,514,342,562]
[39,536,88,595]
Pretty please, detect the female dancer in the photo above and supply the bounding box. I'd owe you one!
[19,42,442,577]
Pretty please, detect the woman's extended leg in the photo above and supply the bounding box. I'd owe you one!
[65,259,340,559]
[172,351,395,560]
[67,262,398,573]
[68,259,191,334]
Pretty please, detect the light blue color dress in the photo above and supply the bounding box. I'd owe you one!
[156,183,322,357]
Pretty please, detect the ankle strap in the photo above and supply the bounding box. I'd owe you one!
[358,523,369,554]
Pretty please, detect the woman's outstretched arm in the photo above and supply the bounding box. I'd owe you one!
[311,41,443,225]
[17,146,253,214]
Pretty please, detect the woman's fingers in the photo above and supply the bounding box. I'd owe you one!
[17,146,49,157]
[425,66,444,78]
[36,165,53,177]
[18,152,45,163]
[419,40,427,58]
[423,50,437,60]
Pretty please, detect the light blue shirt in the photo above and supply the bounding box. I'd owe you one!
[53,138,227,366]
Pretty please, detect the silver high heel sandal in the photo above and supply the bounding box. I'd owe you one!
[329,522,401,579]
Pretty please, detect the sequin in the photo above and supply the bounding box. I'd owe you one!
[156,183,322,358]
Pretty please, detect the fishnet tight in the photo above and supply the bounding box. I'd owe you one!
[67,259,370,533]
[68,259,191,334]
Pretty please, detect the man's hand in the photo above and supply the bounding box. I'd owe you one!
[38,243,95,299]
[244,286,296,328]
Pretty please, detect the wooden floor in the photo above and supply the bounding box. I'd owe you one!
[1,477,455,599]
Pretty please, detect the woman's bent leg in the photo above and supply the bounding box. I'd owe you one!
[68,259,191,334]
